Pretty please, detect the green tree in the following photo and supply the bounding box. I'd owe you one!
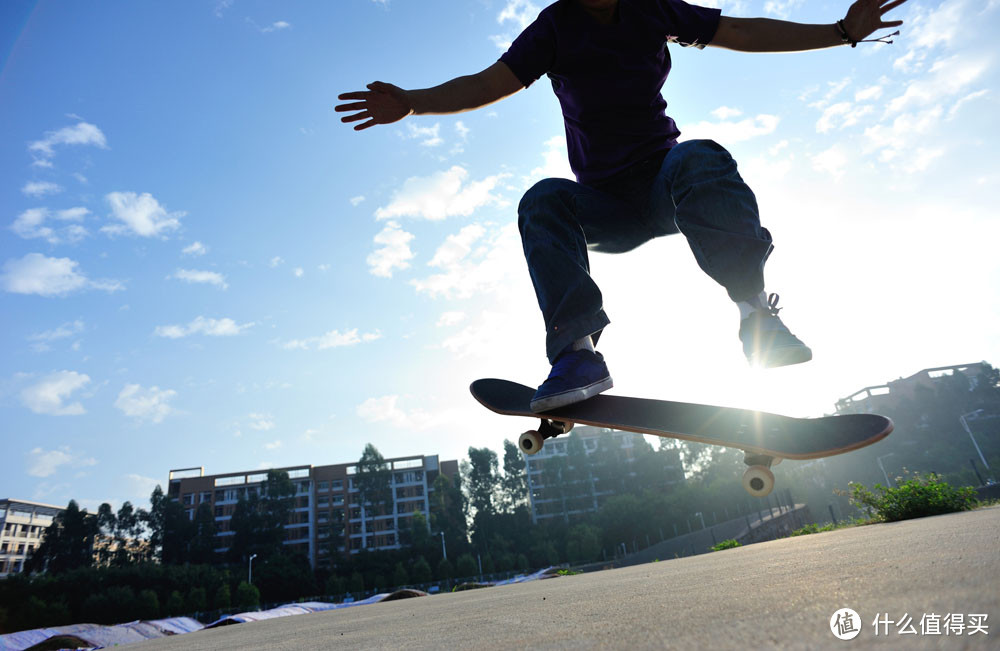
[234,582,260,611]
[412,556,432,584]
[356,444,393,550]
[392,562,409,587]
[25,500,99,575]
[348,571,365,596]
[455,553,478,578]
[186,586,208,613]
[500,439,528,513]
[145,485,193,565]
[189,501,218,565]
[165,590,185,616]
[213,584,232,611]
[137,589,161,620]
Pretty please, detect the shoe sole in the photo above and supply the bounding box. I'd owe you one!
[530,377,614,413]
[751,345,813,369]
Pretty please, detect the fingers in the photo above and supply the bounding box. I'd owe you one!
[337,91,369,101]
[340,111,371,124]
[334,101,368,113]
[354,119,378,131]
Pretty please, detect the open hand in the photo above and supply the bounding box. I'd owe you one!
[843,0,908,42]
[335,81,412,131]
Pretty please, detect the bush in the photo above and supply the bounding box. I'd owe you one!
[234,582,260,611]
[137,589,161,620]
[710,539,741,552]
[455,553,477,578]
[213,584,231,611]
[411,556,432,584]
[325,575,346,597]
[165,591,185,617]
[436,558,454,581]
[392,562,409,587]
[186,586,207,613]
[849,473,979,522]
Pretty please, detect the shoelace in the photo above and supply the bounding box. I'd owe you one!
[766,292,782,316]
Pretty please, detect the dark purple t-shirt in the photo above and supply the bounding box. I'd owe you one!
[499,0,721,184]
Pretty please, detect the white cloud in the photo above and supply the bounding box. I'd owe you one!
[710,106,743,120]
[114,384,177,424]
[293,267,304,278]
[428,224,486,268]
[528,136,574,183]
[20,371,91,415]
[406,122,443,147]
[28,447,97,478]
[22,181,63,197]
[763,0,803,19]
[103,191,184,238]
[261,21,290,33]
[374,166,508,221]
[1,253,122,296]
[350,195,366,206]
[249,413,276,431]
[811,144,849,180]
[269,256,284,267]
[367,221,414,278]
[356,395,435,429]
[28,320,85,352]
[491,0,541,49]
[171,268,228,289]
[411,223,521,299]
[437,311,467,327]
[182,241,207,256]
[885,54,989,116]
[11,207,90,244]
[282,328,382,351]
[154,316,254,338]
[679,113,779,144]
[28,121,108,163]
[264,440,283,450]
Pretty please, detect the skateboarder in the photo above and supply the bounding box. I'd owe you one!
[336,0,907,412]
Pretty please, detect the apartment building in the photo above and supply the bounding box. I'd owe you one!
[168,454,457,568]
[836,362,990,414]
[525,425,684,524]
[0,499,63,577]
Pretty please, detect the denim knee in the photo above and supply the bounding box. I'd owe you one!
[518,178,577,237]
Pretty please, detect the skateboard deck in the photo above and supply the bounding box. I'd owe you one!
[470,378,893,497]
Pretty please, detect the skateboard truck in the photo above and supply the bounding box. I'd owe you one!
[519,419,573,455]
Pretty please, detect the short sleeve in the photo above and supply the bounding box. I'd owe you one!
[498,11,557,88]
[656,0,721,49]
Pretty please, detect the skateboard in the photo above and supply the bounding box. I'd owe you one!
[470,378,893,498]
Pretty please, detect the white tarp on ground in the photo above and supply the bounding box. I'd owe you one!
[0,617,202,651]
[0,570,555,649]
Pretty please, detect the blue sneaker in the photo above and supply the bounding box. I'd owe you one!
[530,349,613,413]
[739,293,812,368]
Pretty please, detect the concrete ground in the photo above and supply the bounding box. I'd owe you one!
[131,506,1000,650]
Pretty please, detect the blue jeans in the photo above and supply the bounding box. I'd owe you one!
[518,139,773,364]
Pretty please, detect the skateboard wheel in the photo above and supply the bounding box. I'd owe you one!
[519,430,544,456]
[742,465,775,498]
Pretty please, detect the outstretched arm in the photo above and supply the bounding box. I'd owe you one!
[710,0,908,53]
[335,61,523,131]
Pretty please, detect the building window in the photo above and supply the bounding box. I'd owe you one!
[317,481,329,492]
[333,494,344,505]
[331,480,343,491]
[182,494,194,505]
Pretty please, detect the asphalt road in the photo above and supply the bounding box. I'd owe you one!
[132,506,999,650]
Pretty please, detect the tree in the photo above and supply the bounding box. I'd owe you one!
[145,485,193,565]
[356,444,393,550]
[234,582,260,611]
[189,502,218,565]
[25,500,99,575]
[500,439,528,513]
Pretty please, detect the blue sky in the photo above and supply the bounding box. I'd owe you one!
[2,0,998,511]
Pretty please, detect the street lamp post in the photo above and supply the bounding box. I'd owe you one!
[248,553,258,585]
[959,410,991,471]
[440,531,447,560]
[877,453,895,487]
